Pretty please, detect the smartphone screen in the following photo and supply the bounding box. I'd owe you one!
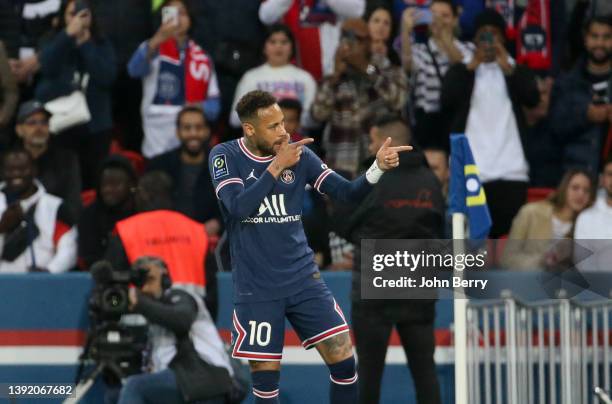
[162,6,179,26]
[478,31,494,45]
[415,8,433,26]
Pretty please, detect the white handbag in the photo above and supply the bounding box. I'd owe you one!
[45,73,91,134]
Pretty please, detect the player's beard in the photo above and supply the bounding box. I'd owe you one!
[256,137,284,156]
[253,138,275,156]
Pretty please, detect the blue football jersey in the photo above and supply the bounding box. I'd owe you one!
[209,138,342,302]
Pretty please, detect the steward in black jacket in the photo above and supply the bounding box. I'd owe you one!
[342,116,445,404]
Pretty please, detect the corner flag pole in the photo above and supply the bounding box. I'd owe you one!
[452,212,468,404]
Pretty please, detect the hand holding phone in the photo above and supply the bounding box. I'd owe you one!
[477,31,496,62]
[149,6,181,53]
[66,0,91,39]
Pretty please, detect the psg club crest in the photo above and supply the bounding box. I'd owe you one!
[281,169,295,184]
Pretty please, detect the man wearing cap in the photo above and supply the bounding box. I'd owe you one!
[440,9,540,237]
[15,100,82,216]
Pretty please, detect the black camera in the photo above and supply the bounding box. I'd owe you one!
[90,261,149,320]
[76,261,149,386]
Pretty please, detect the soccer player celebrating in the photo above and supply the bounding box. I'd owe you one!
[209,90,411,403]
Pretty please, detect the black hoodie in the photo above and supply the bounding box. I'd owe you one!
[77,155,137,269]
[342,151,446,300]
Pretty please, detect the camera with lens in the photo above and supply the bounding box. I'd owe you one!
[89,261,149,320]
[77,261,149,386]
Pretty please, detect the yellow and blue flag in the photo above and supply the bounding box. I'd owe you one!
[449,134,492,240]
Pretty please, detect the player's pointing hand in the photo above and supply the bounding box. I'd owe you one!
[289,138,315,149]
[376,137,413,171]
[268,137,315,178]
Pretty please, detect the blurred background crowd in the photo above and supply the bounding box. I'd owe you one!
[0,0,610,278]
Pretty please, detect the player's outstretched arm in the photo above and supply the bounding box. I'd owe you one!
[313,137,412,203]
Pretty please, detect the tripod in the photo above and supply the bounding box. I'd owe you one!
[62,320,143,404]
[63,359,126,404]
[596,387,612,404]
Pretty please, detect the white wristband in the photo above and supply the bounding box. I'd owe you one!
[365,160,384,184]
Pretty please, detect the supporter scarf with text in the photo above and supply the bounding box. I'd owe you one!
[153,39,212,106]
[516,0,552,70]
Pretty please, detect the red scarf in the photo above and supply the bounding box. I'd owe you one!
[284,0,338,81]
[516,0,552,70]
[158,39,212,103]
[486,0,516,39]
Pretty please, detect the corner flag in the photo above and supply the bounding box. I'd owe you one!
[449,134,492,240]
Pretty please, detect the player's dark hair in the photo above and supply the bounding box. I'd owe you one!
[265,24,297,61]
[176,105,208,128]
[236,90,278,123]
[278,98,303,117]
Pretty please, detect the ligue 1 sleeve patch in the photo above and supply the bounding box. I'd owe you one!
[212,154,229,179]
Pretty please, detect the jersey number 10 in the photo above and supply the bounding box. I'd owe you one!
[249,321,272,346]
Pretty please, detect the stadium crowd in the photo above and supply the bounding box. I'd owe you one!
[0,0,611,402]
[0,0,608,272]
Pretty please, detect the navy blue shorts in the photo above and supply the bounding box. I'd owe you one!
[231,280,349,361]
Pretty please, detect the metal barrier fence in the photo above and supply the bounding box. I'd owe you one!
[466,292,612,404]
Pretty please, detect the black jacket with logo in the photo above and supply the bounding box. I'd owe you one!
[343,151,445,300]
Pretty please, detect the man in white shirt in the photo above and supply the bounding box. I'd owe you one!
[574,157,612,272]
[441,9,540,237]
[0,148,77,273]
